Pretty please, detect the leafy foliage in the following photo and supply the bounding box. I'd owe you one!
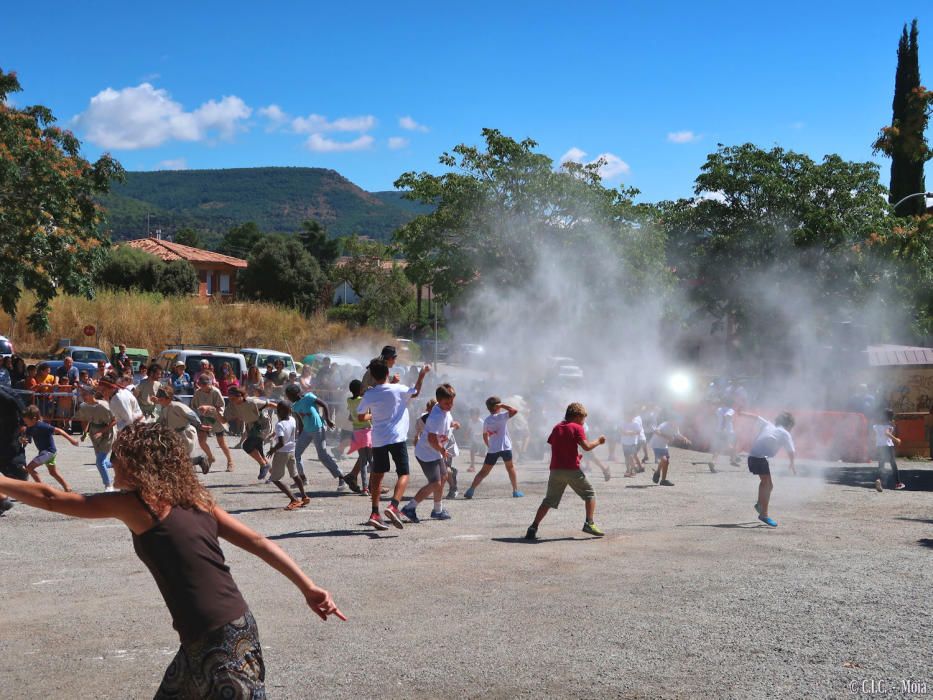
[0,69,124,333]
[238,234,327,314]
[173,226,204,248]
[98,246,197,296]
[332,237,414,331]
[298,219,341,270]
[217,221,263,258]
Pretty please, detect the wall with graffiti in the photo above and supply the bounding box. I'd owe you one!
[883,368,933,413]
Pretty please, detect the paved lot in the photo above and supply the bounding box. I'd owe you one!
[1,442,931,699]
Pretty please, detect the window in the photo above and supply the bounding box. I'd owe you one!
[219,273,231,295]
[206,272,213,295]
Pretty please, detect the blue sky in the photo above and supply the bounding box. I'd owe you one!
[3,1,931,202]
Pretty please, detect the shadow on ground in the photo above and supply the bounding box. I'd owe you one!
[268,528,393,540]
[819,465,933,492]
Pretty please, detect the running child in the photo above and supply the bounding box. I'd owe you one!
[153,386,206,472]
[873,408,905,491]
[266,401,311,510]
[650,416,690,486]
[745,412,796,528]
[192,374,235,472]
[356,361,429,530]
[402,384,456,522]
[22,405,78,491]
[75,385,117,491]
[344,379,373,495]
[464,397,523,499]
[710,400,740,472]
[524,402,606,540]
[619,409,643,477]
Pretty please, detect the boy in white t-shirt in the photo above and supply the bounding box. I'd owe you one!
[710,401,740,472]
[266,401,310,511]
[745,412,796,528]
[402,384,457,522]
[650,417,691,486]
[620,409,643,477]
[356,361,429,530]
[463,396,523,499]
[873,408,904,492]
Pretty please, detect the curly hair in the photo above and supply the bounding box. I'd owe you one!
[565,402,587,421]
[111,423,214,511]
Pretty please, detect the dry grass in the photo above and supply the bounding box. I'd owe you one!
[1,291,390,359]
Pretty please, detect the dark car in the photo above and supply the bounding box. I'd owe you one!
[50,346,109,365]
[42,360,100,381]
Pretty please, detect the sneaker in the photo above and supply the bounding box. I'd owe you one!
[730,458,741,467]
[104,485,116,493]
[195,456,210,475]
[582,521,605,537]
[367,513,389,531]
[257,465,270,481]
[659,479,675,486]
[300,497,311,506]
[512,490,524,498]
[342,475,362,494]
[758,515,778,527]
[708,462,718,473]
[524,524,538,540]
[446,490,458,500]
[401,503,420,523]
[463,487,475,500]
[875,479,883,492]
[337,480,346,492]
[362,487,371,496]
[384,504,404,529]
[894,482,906,490]
[652,470,660,484]
[430,508,452,520]
[0,497,14,513]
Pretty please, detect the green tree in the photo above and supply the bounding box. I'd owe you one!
[0,69,124,333]
[873,19,933,216]
[659,143,891,352]
[217,221,263,258]
[98,246,163,291]
[298,218,341,270]
[394,129,667,310]
[173,226,203,248]
[238,234,326,313]
[333,236,414,330]
[155,259,198,296]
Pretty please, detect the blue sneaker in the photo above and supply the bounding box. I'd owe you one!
[463,487,475,500]
[430,508,452,520]
[257,465,270,481]
[758,515,778,527]
[512,490,524,498]
[401,503,420,523]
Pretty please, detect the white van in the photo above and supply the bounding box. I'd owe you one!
[240,348,296,373]
[156,348,248,383]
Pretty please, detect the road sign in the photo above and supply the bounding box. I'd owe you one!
[83,325,95,337]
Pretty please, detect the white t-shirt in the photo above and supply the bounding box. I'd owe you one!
[649,421,679,449]
[717,407,736,434]
[274,416,297,453]
[110,389,143,431]
[483,411,512,453]
[415,404,452,462]
[357,383,417,447]
[749,417,795,459]
[873,423,894,447]
[620,420,641,446]
[641,410,658,433]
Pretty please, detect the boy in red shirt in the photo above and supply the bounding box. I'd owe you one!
[525,402,606,540]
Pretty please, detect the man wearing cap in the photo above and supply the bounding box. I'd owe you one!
[361,345,401,394]
[97,371,143,433]
[193,359,216,388]
[169,360,193,395]
[193,373,234,471]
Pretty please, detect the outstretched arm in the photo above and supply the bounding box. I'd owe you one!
[411,365,430,398]
[213,506,346,622]
[578,436,606,452]
[0,475,138,523]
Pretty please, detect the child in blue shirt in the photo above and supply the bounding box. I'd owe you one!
[22,405,78,491]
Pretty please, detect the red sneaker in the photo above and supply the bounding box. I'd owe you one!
[894,482,906,490]
[384,504,404,529]
[367,513,389,530]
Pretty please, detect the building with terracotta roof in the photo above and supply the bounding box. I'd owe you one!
[123,237,248,301]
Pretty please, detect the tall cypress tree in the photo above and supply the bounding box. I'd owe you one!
[874,19,932,216]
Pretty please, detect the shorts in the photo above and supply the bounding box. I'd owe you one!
[621,443,638,458]
[155,611,265,699]
[483,449,513,466]
[31,450,57,467]
[542,469,596,509]
[417,457,447,483]
[242,435,264,454]
[747,456,770,476]
[652,447,669,460]
[269,452,297,481]
[348,428,372,454]
[372,441,410,475]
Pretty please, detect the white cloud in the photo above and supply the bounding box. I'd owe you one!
[388,136,409,150]
[559,146,630,180]
[259,104,289,130]
[305,133,374,153]
[72,83,251,150]
[156,158,187,170]
[292,113,376,134]
[790,121,805,130]
[697,190,727,203]
[667,130,700,144]
[399,115,429,132]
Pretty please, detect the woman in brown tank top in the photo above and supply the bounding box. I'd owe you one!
[0,422,345,698]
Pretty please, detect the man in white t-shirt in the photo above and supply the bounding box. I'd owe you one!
[464,396,523,499]
[746,413,796,528]
[620,409,643,477]
[356,360,429,530]
[266,401,310,511]
[98,373,143,433]
[402,384,456,523]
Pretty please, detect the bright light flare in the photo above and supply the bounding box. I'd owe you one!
[667,371,692,397]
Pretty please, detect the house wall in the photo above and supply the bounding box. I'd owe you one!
[879,367,933,412]
[195,263,239,301]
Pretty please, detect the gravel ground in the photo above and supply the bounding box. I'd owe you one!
[1,441,931,699]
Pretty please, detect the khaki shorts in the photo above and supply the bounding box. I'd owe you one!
[542,469,595,509]
[269,452,297,481]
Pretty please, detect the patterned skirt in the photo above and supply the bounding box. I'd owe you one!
[154,610,265,699]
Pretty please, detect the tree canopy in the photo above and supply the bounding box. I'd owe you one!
[97,246,198,296]
[331,236,413,330]
[298,218,341,270]
[217,221,263,259]
[238,234,327,314]
[0,69,124,333]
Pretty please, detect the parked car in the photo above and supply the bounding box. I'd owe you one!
[155,348,248,383]
[111,346,150,373]
[42,360,101,380]
[50,346,109,365]
[240,348,296,373]
[0,335,13,357]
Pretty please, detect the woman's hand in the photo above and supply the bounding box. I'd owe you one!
[304,586,347,621]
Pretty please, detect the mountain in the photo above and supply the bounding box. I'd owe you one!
[99,167,432,244]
